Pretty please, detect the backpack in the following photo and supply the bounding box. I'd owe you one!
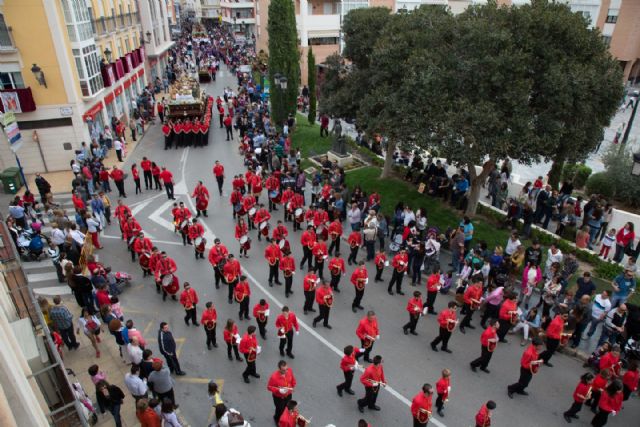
[29,235,44,252]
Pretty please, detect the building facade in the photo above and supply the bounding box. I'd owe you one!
[201,0,222,23]
[221,0,257,39]
[0,0,174,173]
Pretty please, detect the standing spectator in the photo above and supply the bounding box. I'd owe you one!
[96,380,125,427]
[612,222,635,263]
[124,364,148,402]
[85,213,103,249]
[34,173,52,204]
[598,304,627,346]
[586,291,612,339]
[158,322,185,375]
[160,167,175,200]
[574,272,596,301]
[49,296,79,350]
[347,203,362,232]
[136,399,161,427]
[77,307,101,357]
[462,216,474,250]
[320,113,329,137]
[505,232,521,258]
[147,360,176,403]
[611,270,636,307]
[544,244,563,280]
[113,138,124,162]
[161,399,182,426]
[132,163,142,195]
[570,295,592,348]
[110,166,127,198]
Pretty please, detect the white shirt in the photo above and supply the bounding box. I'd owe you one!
[114,139,123,151]
[124,373,147,396]
[127,344,143,365]
[347,208,361,225]
[161,411,182,427]
[69,229,85,246]
[403,210,416,226]
[505,238,521,256]
[86,217,100,233]
[51,228,66,245]
[591,294,612,320]
[545,249,563,268]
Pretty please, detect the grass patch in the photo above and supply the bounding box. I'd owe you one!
[291,114,332,158]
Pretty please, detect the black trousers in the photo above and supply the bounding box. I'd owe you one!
[153,175,162,190]
[375,266,383,281]
[279,330,294,354]
[330,273,341,290]
[587,390,602,411]
[300,247,313,270]
[162,353,181,373]
[315,259,325,280]
[337,370,354,393]
[303,290,315,312]
[184,307,197,325]
[114,180,126,197]
[425,291,438,312]
[165,182,174,199]
[353,288,365,308]
[507,367,533,394]
[227,342,241,359]
[216,176,224,195]
[269,262,280,284]
[273,394,291,422]
[388,270,404,293]
[328,237,341,255]
[436,393,446,411]
[539,338,559,363]
[460,303,474,327]
[591,409,611,427]
[564,400,583,418]
[59,326,78,349]
[413,417,427,427]
[470,345,493,369]
[239,298,250,319]
[143,171,152,189]
[361,339,374,361]
[284,275,293,296]
[481,303,500,327]
[403,314,420,333]
[497,318,512,340]
[214,266,222,288]
[313,304,330,326]
[242,359,257,378]
[228,280,238,302]
[431,327,452,350]
[348,247,359,264]
[204,325,217,347]
[357,386,379,409]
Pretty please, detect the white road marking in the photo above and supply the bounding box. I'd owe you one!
[131,198,156,216]
[149,200,179,232]
[178,149,446,426]
[21,261,53,270]
[102,234,185,247]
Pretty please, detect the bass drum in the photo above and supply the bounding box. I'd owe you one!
[139,252,150,270]
[195,237,206,253]
[161,274,180,295]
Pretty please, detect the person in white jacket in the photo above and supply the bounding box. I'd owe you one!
[586,290,612,338]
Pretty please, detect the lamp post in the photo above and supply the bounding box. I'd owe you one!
[632,152,640,176]
[30,64,47,88]
[104,47,112,62]
[622,93,639,146]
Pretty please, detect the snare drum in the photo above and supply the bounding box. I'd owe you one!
[259,221,268,230]
[248,207,256,217]
[239,235,248,245]
[269,190,279,199]
[162,274,174,287]
[195,237,206,253]
[279,239,286,249]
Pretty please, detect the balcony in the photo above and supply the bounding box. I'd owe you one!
[92,13,140,37]
[220,0,256,9]
[221,15,256,25]
[298,13,340,34]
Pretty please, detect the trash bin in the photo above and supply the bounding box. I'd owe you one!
[0,167,23,194]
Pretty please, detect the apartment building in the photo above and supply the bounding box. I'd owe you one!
[201,0,222,23]
[0,0,175,173]
[221,0,258,38]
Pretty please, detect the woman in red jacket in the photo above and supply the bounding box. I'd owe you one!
[591,380,623,427]
[131,163,142,195]
[613,222,635,263]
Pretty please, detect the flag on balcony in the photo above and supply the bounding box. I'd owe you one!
[0,88,36,113]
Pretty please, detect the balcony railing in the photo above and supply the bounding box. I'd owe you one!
[92,12,140,37]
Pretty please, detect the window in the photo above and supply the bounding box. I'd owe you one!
[309,37,339,46]
[602,35,612,47]
[72,44,104,97]
[0,71,25,89]
[124,37,131,53]
[0,14,13,48]
[606,13,618,24]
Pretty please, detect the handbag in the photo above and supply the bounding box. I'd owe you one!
[226,409,245,426]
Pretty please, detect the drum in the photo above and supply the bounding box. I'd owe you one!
[259,221,268,231]
[247,349,257,362]
[248,207,256,217]
[355,279,366,291]
[195,237,206,253]
[446,319,457,332]
[279,239,286,249]
[162,274,180,295]
[470,300,480,310]
[325,294,333,307]
[139,252,150,270]
[162,274,175,287]
[510,311,518,325]
[196,198,208,211]
[239,235,248,245]
[295,209,304,222]
[205,320,216,330]
[287,202,293,211]
[416,409,431,424]
[260,222,269,236]
[269,190,279,199]
[180,220,189,233]
[487,340,497,352]
[277,327,286,339]
[530,361,540,374]
[560,333,571,346]
[362,337,373,349]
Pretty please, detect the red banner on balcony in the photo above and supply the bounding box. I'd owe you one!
[140,46,145,60]
[101,63,117,87]
[125,54,133,73]
[115,59,125,79]
[131,73,138,82]
[121,57,130,74]
[82,101,103,122]
[114,86,123,96]
[123,78,132,89]
[0,88,37,113]
[104,92,115,104]
[137,68,144,77]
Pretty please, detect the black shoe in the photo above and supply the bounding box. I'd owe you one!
[544,362,554,367]
[212,343,218,348]
[309,308,316,312]
[252,373,261,378]
[334,288,340,293]
[459,326,466,334]
[364,358,372,363]
[243,375,250,383]
[358,404,364,413]
[403,327,408,335]
[207,344,212,350]
[397,291,405,295]
[324,324,332,329]
[563,414,572,423]
[442,348,452,354]
[236,356,243,362]
[388,290,394,295]
[481,367,490,373]
[345,389,355,395]
[370,405,381,411]
[572,415,579,420]
[467,325,476,330]
[176,371,186,376]
[470,363,478,372]
[337,386,343,397]
[507,389,514,399]
[275,282,282,285]
[229,355,233,361]
[269,282,273,287]
[499,339,508,343]
[437,409,444,417]
[313,320,318,328]
[280,350,285,356]
[518,391,529,396]
[357,305,364,310]
[287,353,295,359]
[431,343,438,352]
[410,331,418,336]
[353,307,358,313]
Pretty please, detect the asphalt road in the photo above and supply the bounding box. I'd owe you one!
[32,69,639,427]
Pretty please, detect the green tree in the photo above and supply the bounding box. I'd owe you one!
[510,0,623,189]
[307,47,316,125]
[268,0,300,127]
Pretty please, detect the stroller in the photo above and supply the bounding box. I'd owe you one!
[66,369,98,425]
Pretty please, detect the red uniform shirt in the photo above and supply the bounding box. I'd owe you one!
[520,344,540,370]
[238,333,257,355]
[328,220,343,238]
[223,259,241,282]
[154,257,177,279]
[254,208,271,225]
[329,257,345,275]
[313,210,329,227]
[301,230,317,249]
[213,164,224,177]
[132,167,140,180]
[275,313,299,333]
[141,159,152,171]
[272,224,289,241]
[200,307,218,327]
[356,317,379,341]
[279,256,296,275]
[598,391,623,413]
[406,297,424,315]
[159,169,173,184]
[265,244,282,264]
[572,381,592,403]
[480,326,498,348]
[235,223,248,239]
[437,308,457,329]
[374,253,387,268]
[475,404,492,427]
[392,252,409,272]
[303,273,318,292]
[351,266,368,287]
[312,241,328,260]
[599,352,621,375]
[110,169,124,181]
[315,286,333,305]
[340,351,358,372]
[592,374,608,392]
[179,288,199,309]
[241,195,256,212]
[622,369,639,391]
[499,299,517,321]
[360,364,386,388]
[133,237,152,254]
[278,408,297,427]
[347,231,362,248]
[426,273,441,293]
[546,315,565,340]
[436,377,450,400]
[253,302,270,322]
[463,283,482,305]
[188,223,204,240]
[411,392,433,421]
[208,244,229,266]
[234,281,250,301]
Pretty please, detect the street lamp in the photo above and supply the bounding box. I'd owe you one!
[632,152,640,176]
[30,63,47,88]
[104,47,112,62]
[146,31,152,43]
[273,73,287,90]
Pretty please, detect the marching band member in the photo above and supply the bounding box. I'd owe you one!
[599,345,621,377]
[223,319,243,362]
[230,187,243,220]
[265,173,281,212]
[250,172,263,202]
[171,202,181,231]
[470,319,500,373]
[591,380,623,427]
[188,218,205,259]
[435,368,452,417]
[272,220,289,243]
[411,384,433,427]
[622,360,639,401]
[253,299,270,339]
[242,193,257,229]
[132,231,152,264]
[239,325,261,383]
[275,306,299,359]
[328,217,343,256]
[460,277,483,333]
[497,291,518,343]
[148,247,162,293]
[430,301,458,353]
[302,271,319,314]
[539,309,569,367]
[403,291,424,335]
[356,311,380,363]
[231,275,250,321]
[268,360,297,423]
[179,282,199,326]
[279,248,296,298]
[351,261,368,312]
[191,180,210,217]
[123,216,142,259]
[114,199,131,238]
[563,372,594,423]
[507,337,545,398]
[424,268,441,313]
[347,229,362,266]
[312,281,334,329]
[254,203,271,242]
[208,238,229,289]
[235,217,250,258]
[586,368,611,412]
[388,248,408,295]
[278,400,301,427]
[328,255,346,293]
[154,251,178,301]
[313,206,329,241]
[265,240,282,286]
[232,174,246,195]
[176,202,193,245]
[300,225,316,271]
[291,192,305,232]
[223,254,241,304]
[357,355,386,413]
[337,345,364,397]
[281,186,295,222]
[213,160,225,196]
[374,250,387,282]
[200,301,218,350]
[312,235,328,281]
[475,401,496,427]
